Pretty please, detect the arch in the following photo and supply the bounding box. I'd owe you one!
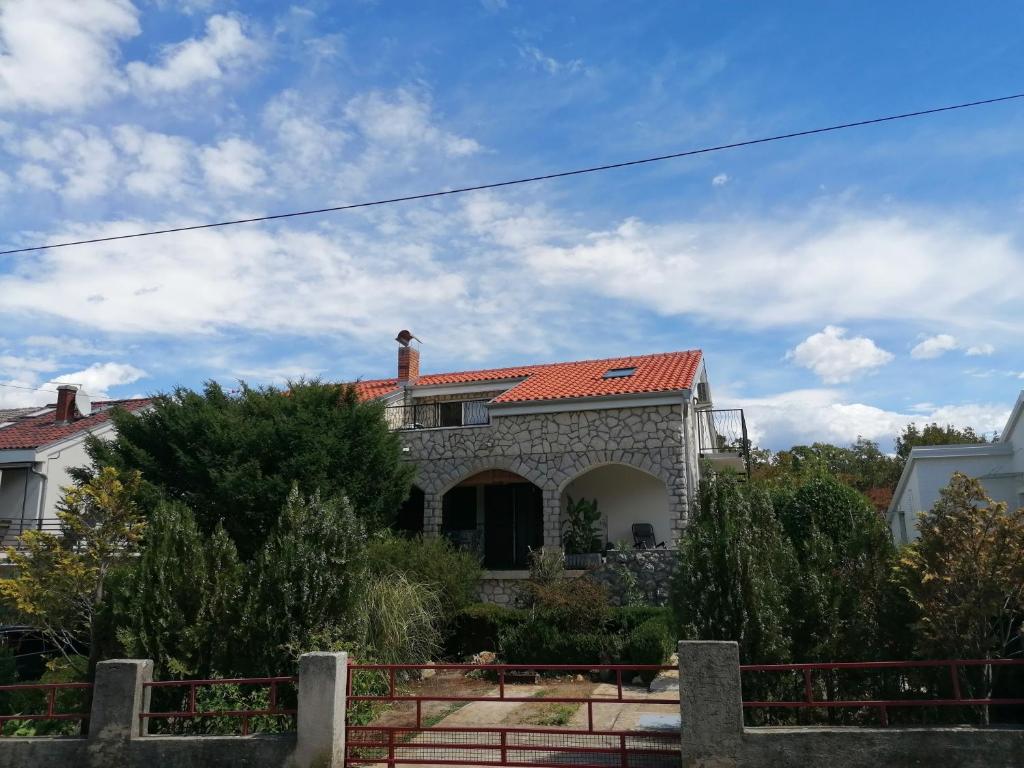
[560,462,672,550]
[555,456,669,495]
[434,455,550,496]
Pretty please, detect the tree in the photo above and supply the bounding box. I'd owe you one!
[76,380,413,560]
[115,502,243,680]
[239,488,368,675]
[899,473,1024,662]
[670,473,795,663]
[0,468,145,681]
[771,474,905,662]
[895,423,988,461]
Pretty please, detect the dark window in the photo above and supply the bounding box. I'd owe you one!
[438,401,463,427]
[602,367,636,378]
[442,486,477,531]
[394,486,424,535]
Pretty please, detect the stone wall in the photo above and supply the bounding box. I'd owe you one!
[588,549,678,606]
[400,404,691,550]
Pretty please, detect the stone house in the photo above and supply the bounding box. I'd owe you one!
[353,331,748,605]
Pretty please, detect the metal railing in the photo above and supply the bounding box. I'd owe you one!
[741,658,1024,727]
[140,676,298,735]
[0,518,64,551]
[384,399,491,431]
[696,408,750,474]
[346,662,680,768]
[0,681,93,735]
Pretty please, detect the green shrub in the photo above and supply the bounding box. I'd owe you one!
[623,619,674,683]
[609,607,672,635]
[447,603,526,658]
[366,532,482,623]
[499,620,619,665]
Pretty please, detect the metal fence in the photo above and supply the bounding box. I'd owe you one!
[741,658,1024,727]
[0,681,92,734]
[696,408,750,474]
[0,519,64,551]
[384,400,491,431]
[346,662,680,768]
[140,676,298,735]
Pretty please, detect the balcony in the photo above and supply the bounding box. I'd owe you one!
[697,408,751,476]
[0,518,64,552]
[385,399,491,431]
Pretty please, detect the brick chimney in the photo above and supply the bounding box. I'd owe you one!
[396,329,420,383]
[55,384,78,423]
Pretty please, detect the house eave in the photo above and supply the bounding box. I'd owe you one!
[488,389,691,416]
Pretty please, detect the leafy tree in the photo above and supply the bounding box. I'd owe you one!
[239,488,368,675]
[76,380,413,559]
[670,473,795,663]
[899,473,1024,662]
[895,423,988,461]
[771,474,905,662]
[115,502,244,679]
[0,468,145,681]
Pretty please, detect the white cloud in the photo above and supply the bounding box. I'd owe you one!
[519,45,583,75]
[344,89,481,157]
[127,14,260,94]
[711,173,729,187]
[521,213,1024,331]
[114,125,195,198]
[53,361,146,396]
[0,0,138,113]
[199,137,266,193]
[966,343,995,356]
[725,388,1010,449]
[787,325,893,383]
[910,334,959,359]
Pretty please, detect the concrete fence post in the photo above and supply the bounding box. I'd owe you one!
[87,659,153,767]
[678,641,744,768]
[294,651,349,768]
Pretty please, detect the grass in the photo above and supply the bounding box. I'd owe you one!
[522,702,578,726]
[421,701,468,728]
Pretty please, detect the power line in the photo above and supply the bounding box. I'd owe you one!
[2,91,1023,257]
[0,382,59,393]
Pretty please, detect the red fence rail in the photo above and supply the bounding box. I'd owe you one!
[346,663,680,768]
[0,681,93,733]
[140,676,297,735]
[741,658,1024,726]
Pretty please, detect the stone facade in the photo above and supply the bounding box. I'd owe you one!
[589,549,678,606]
[397,401,694,603]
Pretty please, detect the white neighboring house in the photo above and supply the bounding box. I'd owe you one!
[888,390,1024,544]
[0,385,150,550]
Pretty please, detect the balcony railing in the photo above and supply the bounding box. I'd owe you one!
[385,399,491,431]
[0,518,64,551]
[697,408,751,476]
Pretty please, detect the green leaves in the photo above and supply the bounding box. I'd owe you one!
[562,495,602,555]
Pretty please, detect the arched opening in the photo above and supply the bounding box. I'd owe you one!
[442,470,542,570]
[394,485,425,535]
[561,464,671,551]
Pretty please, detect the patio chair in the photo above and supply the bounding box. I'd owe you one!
[632,523,666,550]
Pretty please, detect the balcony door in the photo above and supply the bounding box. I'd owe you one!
[483,482,542,570]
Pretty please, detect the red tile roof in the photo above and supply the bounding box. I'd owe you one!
[350,350,703,405]
[0,398,152,451]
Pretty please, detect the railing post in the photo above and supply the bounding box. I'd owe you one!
[678,641,743,768]
[295,652,348,768]
[87,659,152,767]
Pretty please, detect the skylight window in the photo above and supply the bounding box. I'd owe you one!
[602,367,636,379]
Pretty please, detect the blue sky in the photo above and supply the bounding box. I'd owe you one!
[1,0,1023,449]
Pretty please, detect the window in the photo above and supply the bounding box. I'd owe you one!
[602,367,636,379]
[438,401,463,427]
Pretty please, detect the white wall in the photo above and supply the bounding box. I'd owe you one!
[563,464,671,547]
[37,439,95,523]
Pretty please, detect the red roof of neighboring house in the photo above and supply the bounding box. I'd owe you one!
[0,398,151,451]
[350,350,703,405]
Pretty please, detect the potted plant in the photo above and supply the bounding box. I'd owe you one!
[562,496,603,569]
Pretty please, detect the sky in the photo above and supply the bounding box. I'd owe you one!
[1,0,1023,450]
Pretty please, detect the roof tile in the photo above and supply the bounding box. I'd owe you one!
[0,399,151,451]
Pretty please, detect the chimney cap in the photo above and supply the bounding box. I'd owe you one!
[395,329,419,347]
[56,383,78,391]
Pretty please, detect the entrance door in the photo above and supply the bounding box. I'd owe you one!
[484,483,542,569]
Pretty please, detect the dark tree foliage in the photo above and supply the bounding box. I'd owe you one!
[75,380,413,560]
[770,475,911,662]
[895,422,989,461]
[670,474,795,664]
